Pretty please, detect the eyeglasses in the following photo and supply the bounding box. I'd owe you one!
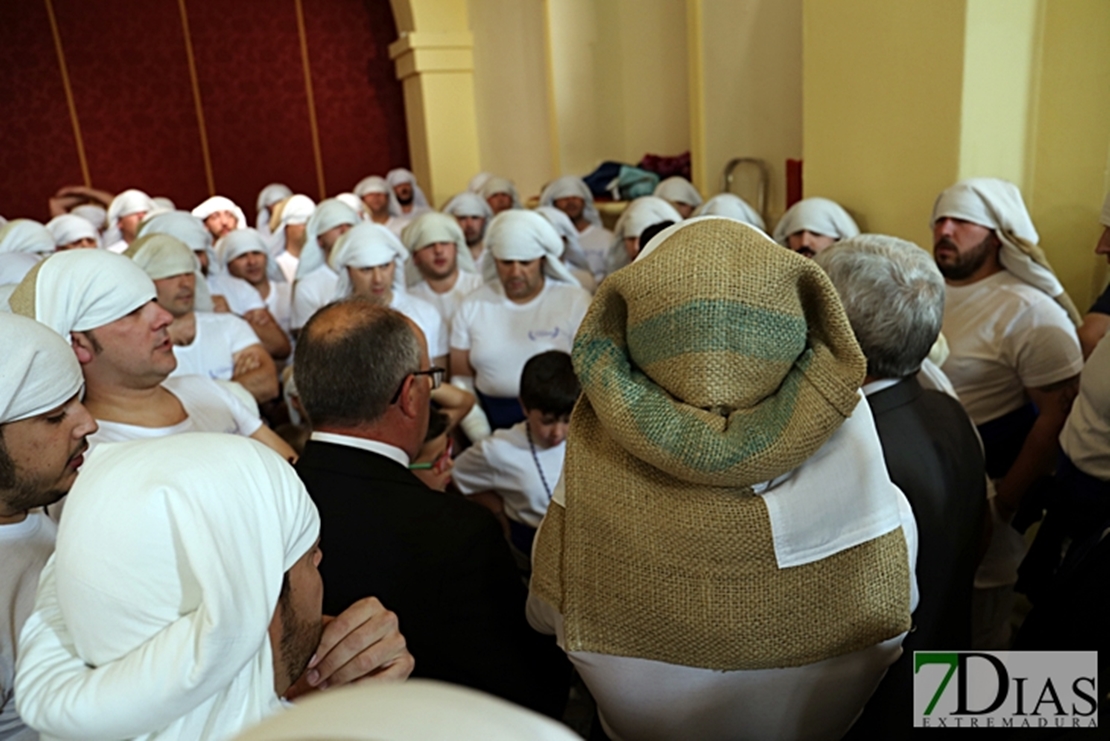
[410,437,454,473]
[389,366,446,404]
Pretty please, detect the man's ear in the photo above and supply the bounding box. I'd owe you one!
[398,375,422,420]
[71,332,95,365]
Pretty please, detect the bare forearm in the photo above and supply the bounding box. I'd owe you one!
[995,413,1065,515]
[251,320,291,359]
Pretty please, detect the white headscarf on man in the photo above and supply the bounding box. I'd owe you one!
[191,196,249,233]
[694,193,765,232]
[329,221,409,299]
[401,211,478,287]
[539,176,601,228]
[256,184,293,236]
[0,313,84,425]
[931,178,1081,325]
[772,197,860,247]
[124,233,215,312]
[606,196,682,273]
[482,210,579,286]
[386,168,431,211]
[479,177,522,211]
[14,433,320,741]
[653,176,703,209]
[46,214,102,249]
[216,228,285,283]
[295,199,362,280]
[0,219,55,256]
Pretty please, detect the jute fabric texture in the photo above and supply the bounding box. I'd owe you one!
[531,218,911,670]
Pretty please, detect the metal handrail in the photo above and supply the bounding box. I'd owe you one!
[721,157,770,224]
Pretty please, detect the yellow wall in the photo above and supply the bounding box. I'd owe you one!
[467,0,554,200]
[699,0,802,224]
[1025,0,1110,306]
[803,0,966,249]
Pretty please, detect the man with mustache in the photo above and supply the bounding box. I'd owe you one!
[931,178,1083,648]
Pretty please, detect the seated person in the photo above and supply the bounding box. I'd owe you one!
[14,433,412,740]
[772,197,860,258]
[454,351,579,556]
[408,407,455,493]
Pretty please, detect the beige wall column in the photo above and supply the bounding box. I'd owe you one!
[389,0,481,207]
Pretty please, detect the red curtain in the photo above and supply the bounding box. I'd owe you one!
[0,0,409,223]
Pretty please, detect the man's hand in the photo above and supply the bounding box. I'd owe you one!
[285,597,413,700]
[233,349,263,377]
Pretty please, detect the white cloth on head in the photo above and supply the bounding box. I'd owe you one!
[124,233,215,312]
[107,189,156,232]
[401,211,479,286]
[772,197,860,247]
[216,228,284,283]
[607,196,683,273]
[329,222,409,298]
[229,680,581,741]
[296,199,361,280]
[0,220,54,256]
[468,172,493,194]
[191,196,248,232]
[0,253,41,288]
[442,191,493,220]
[653,176,703,208]
[931,178,1066,301]
[539,176,601,227]
[15,433,319,741]
[70,204,106,231]
[0,313,84,424]
[269,194,317,259]
[353,176,398,217]
[694,193,765,231]
[12,249,155,340]
[46,214,102,249]
[335,193,369,220]
[479,177,522,210]
[152,197,176,212]
[255,183,293,234]
[138,210,213,254]
[482,210,580,286]
[386,168,431,211]
[534,206,591,272]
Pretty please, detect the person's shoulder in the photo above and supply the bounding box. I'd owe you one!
[548,281,592,304]
[458,282,500,309]
[198,310,252,332]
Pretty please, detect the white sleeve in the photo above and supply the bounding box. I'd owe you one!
[451,441,501,495]
[1007,302,1083,389]
[223,315,261,355]
[449,300,474,351]
[211,379,264,437]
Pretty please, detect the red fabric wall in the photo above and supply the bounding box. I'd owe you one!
[0,0,409,223]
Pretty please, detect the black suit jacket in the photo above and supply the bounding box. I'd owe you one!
[295,439,568,716]
[846,377,986,738]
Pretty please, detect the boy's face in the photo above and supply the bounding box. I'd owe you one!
[524,408,570,448]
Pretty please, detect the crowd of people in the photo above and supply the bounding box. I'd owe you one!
[0,166,1107,740]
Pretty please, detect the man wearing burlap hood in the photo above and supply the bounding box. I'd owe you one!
[528,217,919,741]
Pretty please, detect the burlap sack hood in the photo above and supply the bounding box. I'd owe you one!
[532,218,911,671]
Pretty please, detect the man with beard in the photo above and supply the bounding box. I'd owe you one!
[402,212,483,328]
[0,314,97,739]
[931,178,1083,648]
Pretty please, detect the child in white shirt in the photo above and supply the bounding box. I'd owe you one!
[452,351,580,556]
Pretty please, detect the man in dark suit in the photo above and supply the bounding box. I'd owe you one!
[292,299,568,717]
[818,235,987,737]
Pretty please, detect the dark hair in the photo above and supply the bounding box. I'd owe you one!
[294,299,421,427]
[519,351,580,416]
[638,221,675,251]
[424,405,449,442]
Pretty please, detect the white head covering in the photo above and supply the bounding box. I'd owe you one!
[216,228,284,283]
[123,233,214,311]
[256,183,293,233]
[468,172,494,194]
[694,193,766,231]
[479,177,522,211]
[15,433,320,741]
[772,197,860,247]
[607,196,683,273]
[353,175,399,217]
[482,209,579,286]
[229,681,581,741]
[329,222,409,299]
[931,178,1075,320]
[152,197,176,212]
[0,252,41,286]
[335,192,370,220]
[268,194,317,257]
[386,168,430,210]
[0,313,84,424]
[401,211,478,287]
[46,214,102,249]
[539,176,601,227]
[296,199,362,280]
[442,191,493,221]
[138,210,217,281]
[9,248,156,340]
[534,205,591,272]
[107,189,157,233]
[653,176,703,209]
[0,219,55,255]
[191,196,249,233]
[70,204,107,231]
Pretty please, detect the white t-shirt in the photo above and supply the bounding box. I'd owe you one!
[263,280,293,336]
[391,291,448,360]
[291,265,338,329]
[169,312,260,381]
[578,224,614,280]
[1059,332,1110,480]
[408,271,484,329]
[88,375,263,450]
[452,421,564,527]
[451,281,592,398]
[275,251,299,284]
[0,513,56,741]
[941,270,1082,426]
[207,273,265,315]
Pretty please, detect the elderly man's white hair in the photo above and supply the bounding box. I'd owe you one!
[15,433,320,741]
[0,313,84,425]
[815,234,945,380]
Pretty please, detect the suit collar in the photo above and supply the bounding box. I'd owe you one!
[864,375,923,415]
[298,439,426,488]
